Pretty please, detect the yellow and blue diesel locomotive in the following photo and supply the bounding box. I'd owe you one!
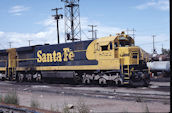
[0,31,150,86]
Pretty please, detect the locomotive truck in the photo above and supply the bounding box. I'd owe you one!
[0,31,150,86]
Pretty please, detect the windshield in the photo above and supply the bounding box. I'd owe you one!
[119,40,131,47]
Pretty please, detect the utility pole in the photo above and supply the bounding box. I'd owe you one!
[61,0,81,42]
[152,35,156,54]
[8,42,12,48]
[52,8,63,44]
[28,40,32,46]
[88,25,97,39]
[95,30,98,39]
[161,43,163,54]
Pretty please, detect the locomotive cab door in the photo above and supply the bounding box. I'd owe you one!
[114,41,118,58]
[7,48,17,80]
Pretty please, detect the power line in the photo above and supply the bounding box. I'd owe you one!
[81,30,89,39]
[95,30,98,39]
[137,39,168,46]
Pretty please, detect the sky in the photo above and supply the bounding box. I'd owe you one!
[0,0,170,54]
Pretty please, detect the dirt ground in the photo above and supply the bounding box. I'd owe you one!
[0,81,170,113]
[17,91,169,112]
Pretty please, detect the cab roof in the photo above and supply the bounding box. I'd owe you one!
[96,32,135,46]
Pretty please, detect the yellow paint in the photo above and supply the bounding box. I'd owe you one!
[118,47,140,65]
[17,58,37,61]
[68,51,75,60]
[37,50,42,62]
[0,67,6,71]
[47,53,53,62]
[73,50,86,52]
[7,48,17,68]
[56,52,62,62]
[53,51,57,62]
[63,48,70,61]
[16,63,120,71]
[6,48,17,78]
[36,48,74,63]
[42,53,47,62]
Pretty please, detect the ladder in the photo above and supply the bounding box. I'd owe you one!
[123,65,130,84]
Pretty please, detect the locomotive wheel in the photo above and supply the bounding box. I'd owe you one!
[26,74,32,82]
[82,77,90,84]
[99,77,107,86]
[117,78,123,86]
[82,73,91,85]
[18,73,24,82]
[143,78,150,87]
[36,73,42,82]
[143,73,150,87]
[73,75,81,84]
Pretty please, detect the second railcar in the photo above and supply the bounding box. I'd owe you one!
[0,50,7,80]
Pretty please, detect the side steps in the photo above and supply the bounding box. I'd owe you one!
[123,65,130,85]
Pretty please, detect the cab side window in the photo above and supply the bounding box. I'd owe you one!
[101,45,108,51]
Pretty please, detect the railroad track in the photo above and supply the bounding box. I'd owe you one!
[0,105,40,113]
[23,84,170,104]
[80,90,170,103]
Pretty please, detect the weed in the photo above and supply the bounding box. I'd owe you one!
[77,99,90,113]
[136,96,142,102]
[50,104,57,112]
[50,103,60,112]
[3,91,19,105]
[62,103,73,113]
[0,95,3,103]
[30,98,40,108]
[62,105,71,113]
[122,107,128,113]
[144,103,149,113]
[55,104,60,113]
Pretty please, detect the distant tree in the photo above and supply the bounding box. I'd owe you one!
[161,48,170,55]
